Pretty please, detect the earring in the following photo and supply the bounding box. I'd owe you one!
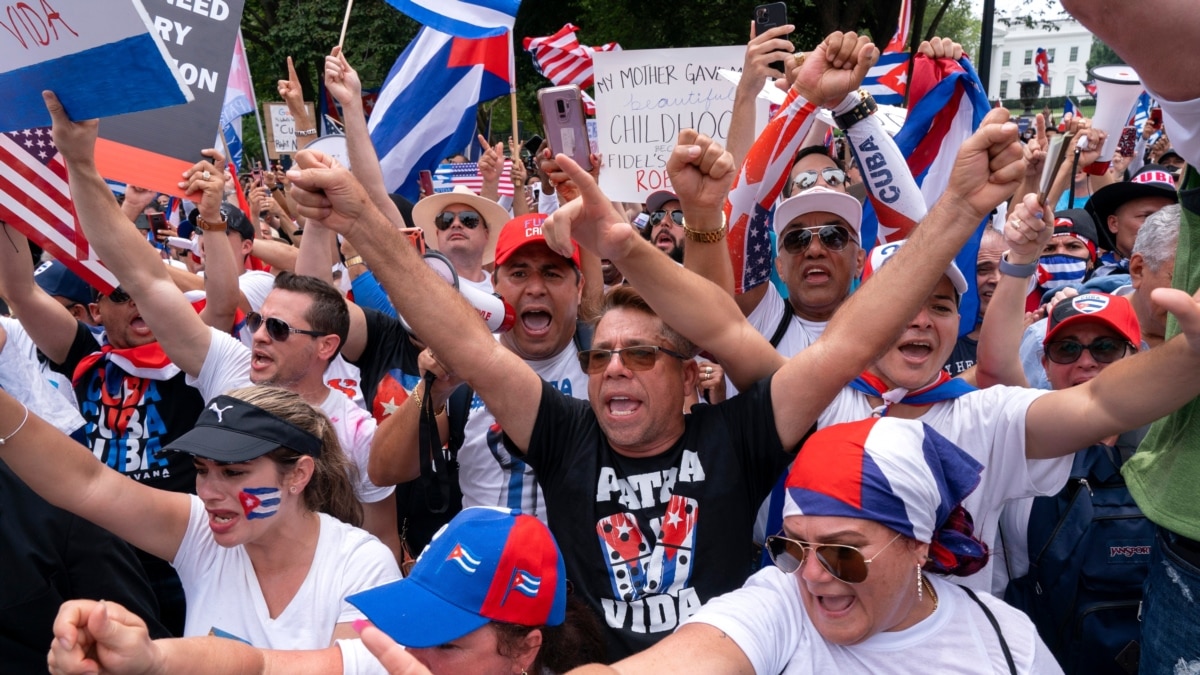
[290,486,297,494]
[916,563,923,602]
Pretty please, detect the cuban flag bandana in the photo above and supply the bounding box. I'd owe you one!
[783,418,987,574]
[1038,253,1089,292]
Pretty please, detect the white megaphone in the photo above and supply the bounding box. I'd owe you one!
[397,250,516,334]
[1084,65,1144,176]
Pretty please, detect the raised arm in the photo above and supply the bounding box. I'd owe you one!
[287,152,544,450]
[279,56,317,151]
[0,224,78,364]
[975,194,1052,388]
[44,92,216,378]
[724,22,795,168]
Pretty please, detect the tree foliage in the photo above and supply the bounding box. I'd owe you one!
[1086,38,1125,72]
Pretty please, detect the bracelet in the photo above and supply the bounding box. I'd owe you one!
[295,128,317,137]
[999,252,1039,278]
[683,214,728,243]
[195,212,227,232]
[834,90,878,130]
[0,403,29,445]
[408,385,446,416]
[345,255,366,268]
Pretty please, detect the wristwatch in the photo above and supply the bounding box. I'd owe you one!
[195,212,227,232]
[683,214,728,243]
[834,90,878,130]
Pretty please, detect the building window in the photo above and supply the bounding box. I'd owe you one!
[1067,75,1076,95]
[1047,48,1056,62]
[1002,51,1011,67]
[999,81,1008,99]
[1070,46,1079,62]
[1024,49,1033,65]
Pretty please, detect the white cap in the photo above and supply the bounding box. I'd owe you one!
[773,186,863,240]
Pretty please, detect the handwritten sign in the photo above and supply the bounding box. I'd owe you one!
[263,102,316,158]
[0,0,191,132]
[592,46,766,203]
[93,0,246,196]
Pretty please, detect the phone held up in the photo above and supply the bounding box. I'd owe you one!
[754,2,788,74]
[537,86,592,172]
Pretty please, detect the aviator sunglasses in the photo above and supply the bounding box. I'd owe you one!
[577,345,688,374]
[650,209,685,227]
[765,532,904,584]
[245,312,327,342]
[791,167,847,193]
[1044,337,1133,365]
[103,287,133,304]
[781,225,855,255]
[435,210,483,231]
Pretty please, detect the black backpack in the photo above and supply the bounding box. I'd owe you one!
[1004,427,1151,675]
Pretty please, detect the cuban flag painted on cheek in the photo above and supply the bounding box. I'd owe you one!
[239,487,281,520]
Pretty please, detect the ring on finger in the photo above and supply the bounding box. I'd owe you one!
[794,52,806,67]
[201,170,211,180]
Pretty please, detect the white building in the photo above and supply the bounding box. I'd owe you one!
[987,17,1094,102]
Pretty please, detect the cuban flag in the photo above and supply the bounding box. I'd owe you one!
[869,55,990,336]
[1035,48,1050,88]
[507,568,542,598]
[863,52,910,106]
[447,543,482,573]
[369,27,512,201]
[240,487,281,520]
[383,0,519,38]
[884,0,913,54]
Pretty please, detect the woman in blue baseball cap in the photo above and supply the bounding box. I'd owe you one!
[48,507,604,675]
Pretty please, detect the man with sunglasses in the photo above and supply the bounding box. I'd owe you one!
[641,190,686,262]
[41,100,402,563]
[412,184,510,293]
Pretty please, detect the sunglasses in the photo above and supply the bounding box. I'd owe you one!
[245,312,327,341]
[766,532,903,584]
[1044,337,1133,365]
[649,210,684,227]
[780,225,855,255]
[577,345,688,375]
[435,210,483,231]
[104,287,133,304]
[791,168,846,193]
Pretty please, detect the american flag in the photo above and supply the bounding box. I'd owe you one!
[0,128,118,291]
[433,160,516,197]
[523,24,620,115]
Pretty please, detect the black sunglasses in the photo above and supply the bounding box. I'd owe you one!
[765,532,903,584]
[650,210,684,227]
[245,312,327,341]
[791,168,846,193]
[435,210,482,231]
[577,345,688,375]
[1044,337,1133,365]
[781,225,855,255]
[104,287,133,304]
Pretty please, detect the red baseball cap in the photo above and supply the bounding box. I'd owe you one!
[493,213,581,268]
[1045,293,1140,346]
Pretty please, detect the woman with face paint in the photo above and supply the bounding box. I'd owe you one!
[0,370,399,652]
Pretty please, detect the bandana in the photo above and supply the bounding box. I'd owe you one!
[73,342,180,397]
[1037,253,1089,292]
[783,418,988,576]
[849,371,976,417]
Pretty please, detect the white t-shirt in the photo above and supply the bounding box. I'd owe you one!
[238,270,277,312]
[818,385,1070,592]
[746,284,829,359]
[173,496,400,647]
[687,566,1061,674]
[189,328,394,503]
[457,337,586,518]
[324,354,367,410]
[460,274,494,295]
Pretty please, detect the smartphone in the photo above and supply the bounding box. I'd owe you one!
[147,212,168,242]
[754,2,788,74]
[522,134,544,173]
[418,169,435,197]
[1117,126,1138,156]
[280,154,293,171]
[538,86,593,172]
[1150,107,1163,128]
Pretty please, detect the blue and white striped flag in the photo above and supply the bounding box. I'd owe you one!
[383,0,519,38]
[369,27,512,200]
[863,51,910,105]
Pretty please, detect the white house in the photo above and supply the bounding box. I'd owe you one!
[987,17,1094,101]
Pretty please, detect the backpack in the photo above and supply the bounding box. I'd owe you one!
[1004,427,1151,675]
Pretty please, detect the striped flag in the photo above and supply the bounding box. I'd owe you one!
[1035,48,1050,87]
[433,160,515,197]
[0,127,118,291]
[369,27,512,200]
[523,24,621,115]
[383,0,519,39]
[220,31,255,129]
[863,51,910,105]
[884,0,913,54]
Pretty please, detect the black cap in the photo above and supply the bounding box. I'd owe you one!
[166,395,322,462]
[1086,165,1178,252]
[187,203,256,241]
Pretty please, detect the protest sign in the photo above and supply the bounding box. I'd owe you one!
[262,102,317,158]
[94,0,246,196]
[0,0,191,133]
[592,46,765,203]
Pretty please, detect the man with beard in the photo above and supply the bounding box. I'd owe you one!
[642,190,685,262]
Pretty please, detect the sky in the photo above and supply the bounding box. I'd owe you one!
[970,0,1068,21]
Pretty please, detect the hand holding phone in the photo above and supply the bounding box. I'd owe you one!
[537,86,592,172]
[754,3,789,74]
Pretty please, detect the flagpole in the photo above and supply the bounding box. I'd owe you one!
[238,28,272,165]
[338,0,354,50]
[508,29,519,145]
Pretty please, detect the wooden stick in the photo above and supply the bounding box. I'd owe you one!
[338,0,354,50]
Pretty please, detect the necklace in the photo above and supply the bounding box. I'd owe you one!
[922,576,939,613]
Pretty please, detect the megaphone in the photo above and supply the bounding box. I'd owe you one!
[1084,65,1144,176]
[397,250,516,334]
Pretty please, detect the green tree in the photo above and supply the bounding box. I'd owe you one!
[1087,38,1125,71]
